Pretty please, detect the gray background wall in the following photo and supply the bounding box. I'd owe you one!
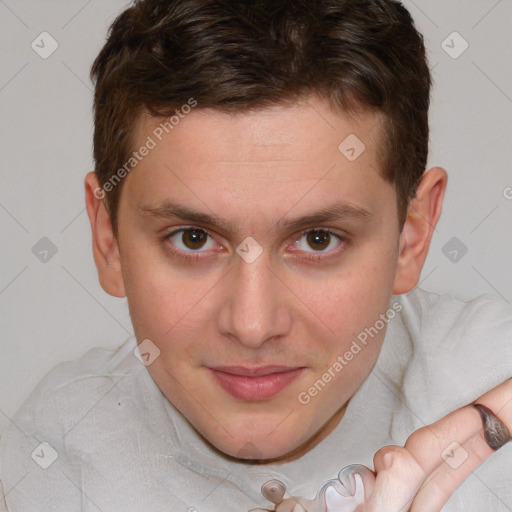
[1,0,511,433]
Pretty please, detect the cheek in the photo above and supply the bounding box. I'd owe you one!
[122,226,398,353]
[121,246,199,339]
[294,251,397,341]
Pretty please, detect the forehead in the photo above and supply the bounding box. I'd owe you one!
[123,96,395,230]
[136,97,384,170]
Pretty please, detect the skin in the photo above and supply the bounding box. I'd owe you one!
[84,95,445,459]
[84,95,512,510]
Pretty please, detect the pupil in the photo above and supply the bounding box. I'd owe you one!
[184,229,206,249]
[307,230,329,250]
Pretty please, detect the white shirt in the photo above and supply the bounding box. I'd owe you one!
[1,287,511,511]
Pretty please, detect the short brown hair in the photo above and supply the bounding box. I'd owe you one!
[91,0,431,236]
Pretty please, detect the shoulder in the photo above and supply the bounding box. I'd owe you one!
[398,286,512,326]
[0,336,186,511]
[0,337,141,483]
[388,287,512,424]
[5,336,140,441]
[396,286,512,352]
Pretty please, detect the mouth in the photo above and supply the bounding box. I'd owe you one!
[207,365,305,401]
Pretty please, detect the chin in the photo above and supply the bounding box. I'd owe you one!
[185,396,315,461]
[230,441,295,462]
[211,427,306,463]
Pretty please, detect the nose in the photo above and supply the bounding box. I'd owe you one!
[217,249,292,349]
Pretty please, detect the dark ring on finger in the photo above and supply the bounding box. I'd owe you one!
[473,403,512,451]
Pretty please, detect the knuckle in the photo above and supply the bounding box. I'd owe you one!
[373,445,402,470]
[404,425,438,464]
[405,425,431,447]
[374,445,423,479]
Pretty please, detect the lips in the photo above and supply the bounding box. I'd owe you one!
[208,365,305,401]
[211,365,299,377]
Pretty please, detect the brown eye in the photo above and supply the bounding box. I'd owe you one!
[306,230,331,251]
[181,229,208,250]
[294,229,343,255]
[166,228,216,253]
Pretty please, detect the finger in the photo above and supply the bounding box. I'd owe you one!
[368,445,426,512]
[409,378,512,512]
[408,410,495,512]
[368,379,512,512]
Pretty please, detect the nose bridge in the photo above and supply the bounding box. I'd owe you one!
[218,251,290,348]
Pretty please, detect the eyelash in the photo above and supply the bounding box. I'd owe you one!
[161,227,349,264]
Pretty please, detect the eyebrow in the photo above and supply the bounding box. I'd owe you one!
[138,199,373,233]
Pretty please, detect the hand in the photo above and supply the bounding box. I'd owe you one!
[363,377,512,512]
[251,379,512,512]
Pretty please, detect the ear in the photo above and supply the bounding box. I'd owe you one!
[393,167,448,294]
[84,172,126,298]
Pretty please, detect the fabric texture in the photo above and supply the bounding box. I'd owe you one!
[1,286,511,511]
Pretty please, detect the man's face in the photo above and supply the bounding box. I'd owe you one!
[116,96,401,461]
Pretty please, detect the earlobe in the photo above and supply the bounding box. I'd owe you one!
[84,172,126,298]
[392,167,448,295]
